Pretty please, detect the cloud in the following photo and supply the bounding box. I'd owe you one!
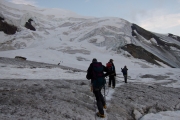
[140,13,180,29]
[9,0,37,6]
[139,13,180,35]
[128,8,180,35]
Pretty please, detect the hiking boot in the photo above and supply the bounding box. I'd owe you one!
[103,105,107,109]
[112,86,115,89]
[96,112,105,118]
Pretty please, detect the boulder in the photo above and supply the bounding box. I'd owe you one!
[15,56,27,60]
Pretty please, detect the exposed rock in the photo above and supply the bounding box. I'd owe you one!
[25,19,36,31]
[132,24,165,46]
[130,24,180,68]
[133,109,142,120]
[132,24,180,50]
[15,56,27,60]
[121,44,174,67]
[0,17,17,35]
[168,33,180,42]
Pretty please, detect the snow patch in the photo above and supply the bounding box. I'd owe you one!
[150,38,158,46]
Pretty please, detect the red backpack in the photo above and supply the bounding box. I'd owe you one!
[106,62,113,72]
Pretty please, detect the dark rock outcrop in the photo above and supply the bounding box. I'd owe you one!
[131,24,165,46]
[168,33,180,42]
[0,17,17,35]
[130,24,180,68]
[121,44,174,67]
[25,19,36,31]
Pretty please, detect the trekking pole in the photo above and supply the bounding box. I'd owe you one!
[104,85,106,103]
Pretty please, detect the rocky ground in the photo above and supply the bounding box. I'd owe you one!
[107,83,180,120]
[0,79,95,120]
[0,57,180,120]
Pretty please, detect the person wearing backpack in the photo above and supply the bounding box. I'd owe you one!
[86,58,108,118]
[106,59,116,88]
[121,65,128,83]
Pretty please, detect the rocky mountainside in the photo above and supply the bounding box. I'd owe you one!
[0,0,180,68]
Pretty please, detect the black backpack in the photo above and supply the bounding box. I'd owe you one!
[91,62,106,88]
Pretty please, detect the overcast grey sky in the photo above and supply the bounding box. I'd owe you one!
[6,0,180,36]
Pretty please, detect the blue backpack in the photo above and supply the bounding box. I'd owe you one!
[92,62,106,88]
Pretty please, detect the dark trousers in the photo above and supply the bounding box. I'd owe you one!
[93,88,105,115]
[108,76,115,87]
[124,75,127,83]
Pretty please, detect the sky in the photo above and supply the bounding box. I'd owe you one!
[5,0,180,36]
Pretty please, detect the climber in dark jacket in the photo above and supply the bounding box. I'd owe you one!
[107,59,116,88]
[121,65,128,83]
[86,58,108,118]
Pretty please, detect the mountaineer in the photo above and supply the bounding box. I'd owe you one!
[121,65,128,83]
[106,59,116,88]
[86,58,108,118]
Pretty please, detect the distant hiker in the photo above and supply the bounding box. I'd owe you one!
[121,66,128,83]
[106,59,116,88]
[86,58,108,118]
